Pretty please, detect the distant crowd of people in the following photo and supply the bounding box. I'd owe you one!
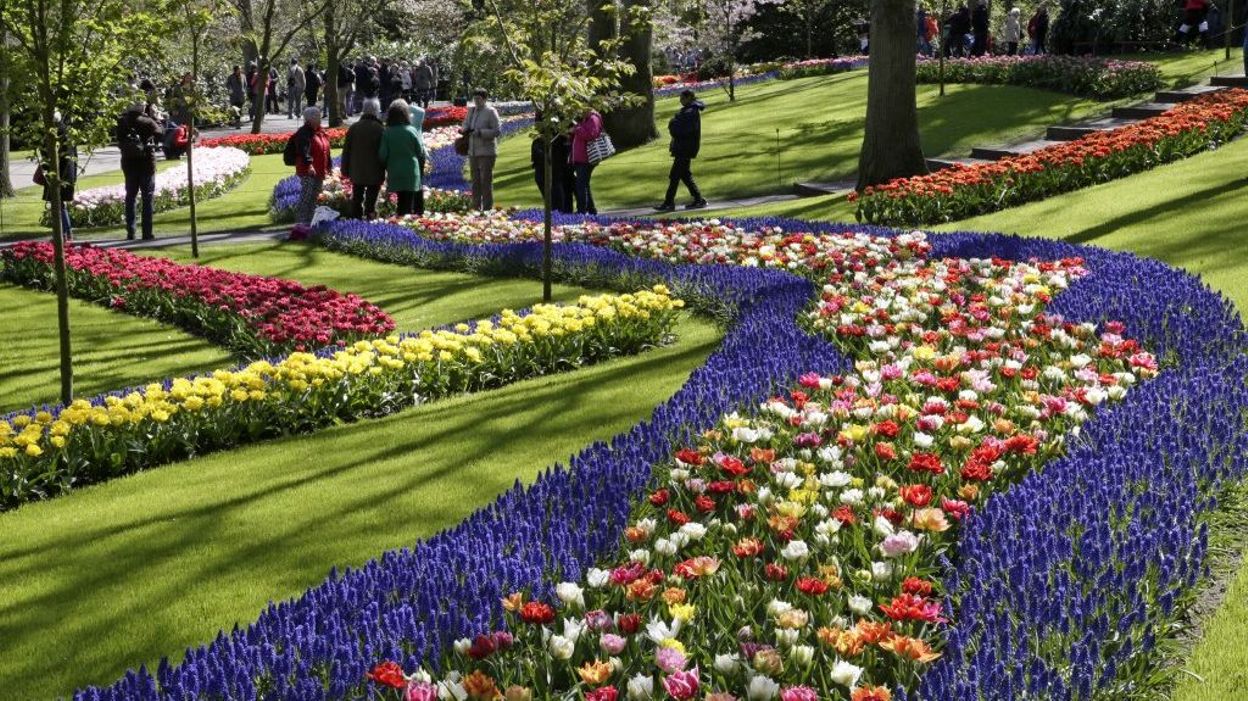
[916,1,1049,58]
[226,56,442,128]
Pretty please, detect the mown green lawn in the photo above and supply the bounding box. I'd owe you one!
[491,73,1117,210]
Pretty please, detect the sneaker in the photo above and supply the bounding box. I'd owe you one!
[126,233,136,241]
[685,199,709,210]
[654,202,676,212]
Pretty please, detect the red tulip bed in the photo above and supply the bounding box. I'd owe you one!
[199,128,348,155]
[199,107,470,155]
[0,242,394,356]
[853,88,1248,226]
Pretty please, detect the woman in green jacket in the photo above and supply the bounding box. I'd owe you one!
[378,99,428,216]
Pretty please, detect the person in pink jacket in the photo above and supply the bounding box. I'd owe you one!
[569,109,603,215]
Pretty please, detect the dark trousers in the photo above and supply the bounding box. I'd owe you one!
[395,190,424,216]
[664,157,702,205]
[123,166,156,239]
[351,184,381,219]
[1006,42,1019,55]
[573,163,596,215]
[534,167,571,213]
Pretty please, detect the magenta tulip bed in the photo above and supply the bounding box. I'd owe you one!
[60,206,1246,701]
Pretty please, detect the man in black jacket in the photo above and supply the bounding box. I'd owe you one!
[116,102,162,240]
[656,90,707,212]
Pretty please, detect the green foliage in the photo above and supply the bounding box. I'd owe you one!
[0,0,163,153]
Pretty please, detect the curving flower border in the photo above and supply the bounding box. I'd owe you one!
[0,287,681,510]
[854,89,1248,227]
[71,209,1247,700]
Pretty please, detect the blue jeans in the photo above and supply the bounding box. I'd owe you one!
[574,163,596,215]
[124,167,155,239]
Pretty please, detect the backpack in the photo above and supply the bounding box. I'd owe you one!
[118,120,155,160]
[283,129,302,166]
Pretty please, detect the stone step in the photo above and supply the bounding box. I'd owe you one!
[792,180,856,197]
[1112,102,1173,119]
[1154,85,1225,103]
[926,156,994,172]
[1047,117,1140,141]
[970,139,1061,161]
[1210,74,1248,88]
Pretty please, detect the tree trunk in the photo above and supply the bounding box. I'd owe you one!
[188,33,200,258]
[603,0,659,149]
[857,0,927,190]
[250,55,269,134]
[542,132,553,303]
[325,5,343,127]
[588,0,617,53]
[0,29,14,198]
[43,117,73,404]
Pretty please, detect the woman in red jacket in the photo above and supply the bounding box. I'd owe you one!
[569,109,603,215]
[1175,0,1210,46]
[293,105,333,226]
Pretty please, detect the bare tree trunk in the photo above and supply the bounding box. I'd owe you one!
[251,56,269,134]
[603,0,659,149]
[588,0,617,52]
[188,31,201,258]
[542,133,553,302]
[324,5,343,127]
[43,118,73,404]
[857,0,927,190]
[0,29,14,198]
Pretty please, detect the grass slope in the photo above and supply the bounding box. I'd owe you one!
[0,243,597,412]
[490,73,1112,210]
[0,284,234,413]
[0,314,720,700]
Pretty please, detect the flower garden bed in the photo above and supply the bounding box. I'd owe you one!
[915,55,1163,100]
[43,147,251,229]
[200,107,470,156]
[0,285,681,509]
[69,208,1247,700]
[853,88,1248,226]
[1,241,395,358]
[651,57,868,98]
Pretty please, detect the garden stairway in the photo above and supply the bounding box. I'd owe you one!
[926,76,1245,173]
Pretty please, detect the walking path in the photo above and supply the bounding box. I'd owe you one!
[5,113,372,185]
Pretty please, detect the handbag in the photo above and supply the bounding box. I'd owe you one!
[587,131,616,165]
[33,164,46,186]
[454,134,470,156]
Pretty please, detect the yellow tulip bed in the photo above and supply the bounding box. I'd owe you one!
[0,287,684,509]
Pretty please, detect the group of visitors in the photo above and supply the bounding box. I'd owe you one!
[526,89,707,215]
[288,90,501,227]
[225,56,440,128]
[922,2,1048,57]
[289,99,428,225]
